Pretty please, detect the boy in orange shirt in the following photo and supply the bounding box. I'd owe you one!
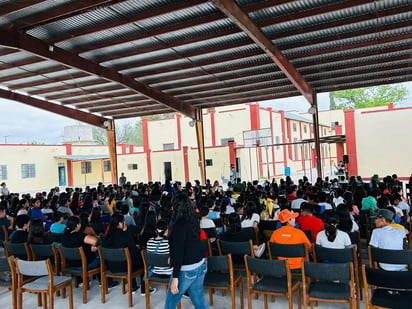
[269,209,312,269]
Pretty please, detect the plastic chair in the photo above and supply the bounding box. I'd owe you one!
[313,245,360,309]
[15,258,73,309]
[59,246,100,304]
[362,265,412,309]
[98,247,143,307]
[368,246,412,269]
[302,261,355,309]
[217,239,254,272]
[203,254,243,309]
[244,255,301,309]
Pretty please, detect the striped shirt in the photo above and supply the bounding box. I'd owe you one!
[146,237,173,275]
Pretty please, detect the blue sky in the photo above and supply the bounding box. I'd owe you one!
[0,81,411,144]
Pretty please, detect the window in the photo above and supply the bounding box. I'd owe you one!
[221,138,234,146]
[303,125,307,133]
[21,164,36,179]
[103,160,111,172]
[128,164,138,170]
[0,165,7,180]
[163,143,174,150]
[81,161,92,174]
[275,136,280,150]
[293,122,297,132]
[205,159,213,166]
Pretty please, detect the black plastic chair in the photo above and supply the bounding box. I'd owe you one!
[98,247,143,307]
[244,255,301,309]
[59,246,100,304]
[362,265,412,309]
[203,254,243,309]
[302,261,355,309]
[313,245,361,308]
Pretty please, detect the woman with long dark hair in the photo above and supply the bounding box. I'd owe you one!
[28,218,52,244]
[164,193,208,309]
[316,213,352,249]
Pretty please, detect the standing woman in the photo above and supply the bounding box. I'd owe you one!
[165,193,209,309]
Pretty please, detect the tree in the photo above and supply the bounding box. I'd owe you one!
[92,113,172,145]
[329,84,408,110]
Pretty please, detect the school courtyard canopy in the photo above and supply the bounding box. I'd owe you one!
[0,0,411,183]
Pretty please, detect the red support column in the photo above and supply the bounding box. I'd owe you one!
[249,104,263,177]
[280,111,287,171]
[344,110,358,176]
[142,118,149,152]
[210,109,216,147]
[176,114,182,150]
[183,146,190,183]
[286,119,292,160]
[64,144,73,187]
[228,141,237,167]
[268,109,276,177]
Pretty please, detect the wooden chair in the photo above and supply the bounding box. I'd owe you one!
[59,246,100,304]
[15,258,73,309]
[258,220,279,241]
[302,230,314,243]
[98,247,143,307]
[4,241,31,260]
[1,257,17,309]
[202,227,218,240]
[313,245,360,309]
[267,242,309,276]
[141,250,180,309]
[362,264,412,309]
[302,261,355,309]
[368,246,412,269]
[28,243,60,275]
[200,238,213,256]
[203,254,243,309]
[0,225,8,246]
[244,255,300,309]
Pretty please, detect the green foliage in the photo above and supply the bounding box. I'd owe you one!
[330,84,408,110]
[92,113,173,145]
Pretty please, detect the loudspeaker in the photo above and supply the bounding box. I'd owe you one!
[343,154,349,164]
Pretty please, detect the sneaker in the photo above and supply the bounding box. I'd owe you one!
[132,286,140,295]
[140,287,157,296]
[254,243,266,258]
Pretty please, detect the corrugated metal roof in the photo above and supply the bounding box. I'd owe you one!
[0,0,411,121]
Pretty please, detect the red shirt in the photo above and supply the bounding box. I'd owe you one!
[297,215,324,243]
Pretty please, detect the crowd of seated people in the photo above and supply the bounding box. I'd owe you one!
[0,172,411,306]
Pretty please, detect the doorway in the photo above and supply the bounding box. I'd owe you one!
[164,162,172,181]
[58,165,66,186]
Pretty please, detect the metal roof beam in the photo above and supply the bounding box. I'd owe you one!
[0,64,69,82]
[73,97,149,108]
[0,88,108,128]
[203,0,314,103]
[59,90,137,105]
[0,28,196,118]
[28,79,110,95]
[44,84,126,101]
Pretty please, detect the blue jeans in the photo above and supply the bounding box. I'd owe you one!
[164,261,209,309]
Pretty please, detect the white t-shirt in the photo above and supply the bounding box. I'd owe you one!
[316,229,351,249]
[291,198,306,210]
[319,202,333,210]
[241,213,260,228]
[369,225,406,271]
[200,218,215,229]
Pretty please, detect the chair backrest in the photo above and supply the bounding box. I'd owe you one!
[303,261,353,282]
[200,238,212,256]
[99,247,127,262]
[15,258,50,277]
[362,265,412,290]
[4,241,30,260]
[314,245,357,264]
[245,255,288,278]
[242,227,257,243]
[268,242,309,260]
[211,218,222,228]
[202,227,217,239]
[302,229,313,243]
[59,245,86,269]
[368,246,412,266]
[217,239,254,257]
[259,220,279,231]
[50,232,63,244]
[30,243,56,260]
[207,254,230,272]
[142,251,170,268]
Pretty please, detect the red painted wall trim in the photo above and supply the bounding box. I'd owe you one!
[361,105,412,114]
[129,145,134,154]
[176,114,182,150]
[146,149,152,182]
[249,104,260,130]
[344,109,358,176]
[286,119,292,160]
[183,146,189,183]
[210,109,216,147]
[67,160,73,187]
[120,144,126,154]
[64,144,72,155]
[269,110,276,176]
[142,118,149,152]
[279,111,287,169]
